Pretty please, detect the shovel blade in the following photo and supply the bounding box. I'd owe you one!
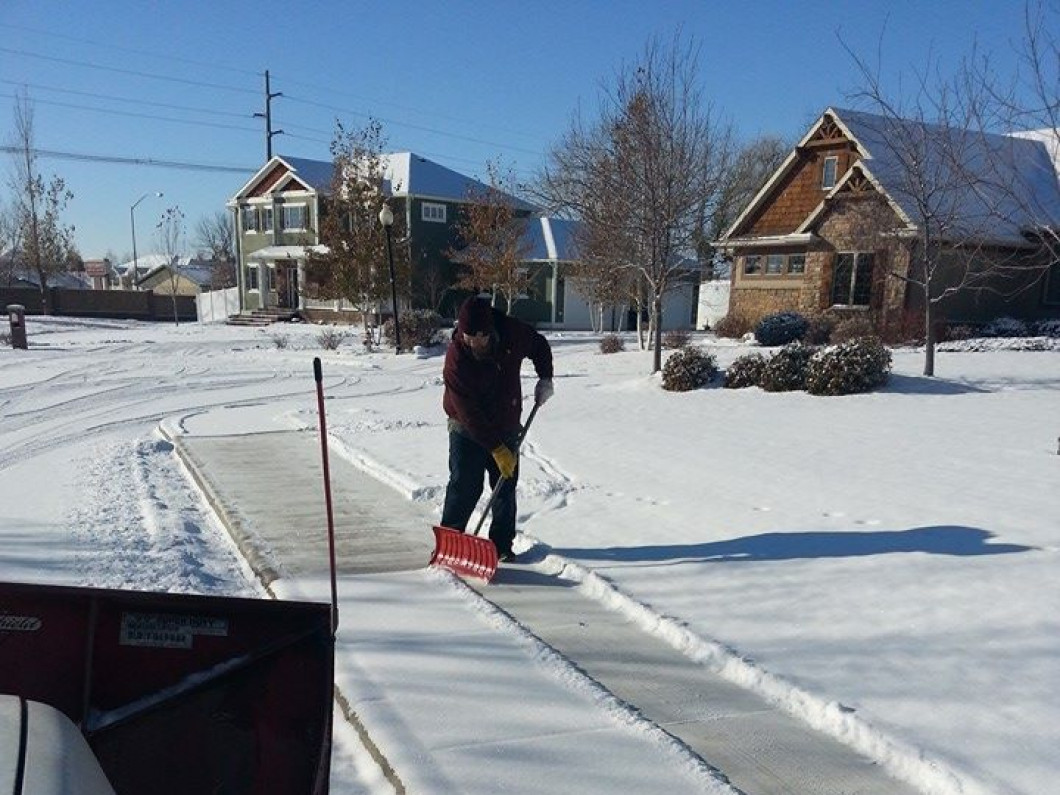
[430,525,498,582]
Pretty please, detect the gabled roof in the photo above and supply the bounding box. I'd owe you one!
[230,152,535,209]
[136,256,219,287]
[723,107,1060,246]
[522,217,580,261]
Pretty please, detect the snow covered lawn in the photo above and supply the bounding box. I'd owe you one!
[0,316,1056,794]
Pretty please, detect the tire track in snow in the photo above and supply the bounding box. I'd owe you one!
[67,436,264,597]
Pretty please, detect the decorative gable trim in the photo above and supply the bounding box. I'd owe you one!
[796,162,915,233]
[230,156,316,203]
[721,108,871,243]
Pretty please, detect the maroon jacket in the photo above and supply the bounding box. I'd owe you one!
[442,308,553,450]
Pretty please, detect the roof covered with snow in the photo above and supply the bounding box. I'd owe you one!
[234,153,534,209]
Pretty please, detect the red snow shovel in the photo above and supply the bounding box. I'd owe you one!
[430,402,541,582]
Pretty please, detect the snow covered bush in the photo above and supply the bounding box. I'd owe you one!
[270,333,289,349]
[383,309,443,350]
[805,336,892,396]
[663,329,691,349]
[661,347,717,392]
[316,328,346,350]
[1036,319,1060,338]
[758,342,815,392]
[982,316,1028,338]
[600,334,625,354]
[713,313,753,339]
[830,315,876,343]
[723,352,767,389]
[754,311,809,346]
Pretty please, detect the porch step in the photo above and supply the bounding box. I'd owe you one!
[226,308,298,327]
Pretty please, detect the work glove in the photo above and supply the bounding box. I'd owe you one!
[491,444,517,479]
[534,378,554,405]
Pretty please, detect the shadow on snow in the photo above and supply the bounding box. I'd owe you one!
[557,525,1035,564]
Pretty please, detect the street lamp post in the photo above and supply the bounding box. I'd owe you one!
[130,191,163,290]
[378,204,401,353]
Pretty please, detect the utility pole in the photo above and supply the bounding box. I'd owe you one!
[254,70,284,160]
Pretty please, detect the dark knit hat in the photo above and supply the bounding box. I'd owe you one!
[458,297,494,335]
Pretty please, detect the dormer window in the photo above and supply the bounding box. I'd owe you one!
[822,156,838,190]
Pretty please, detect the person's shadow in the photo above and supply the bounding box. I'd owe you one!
[557,526,1035,565]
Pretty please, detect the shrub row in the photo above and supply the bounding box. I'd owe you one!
[661,347,718,392]
[724,337,892,396]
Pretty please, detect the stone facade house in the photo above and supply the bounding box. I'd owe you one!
[717,107,1060,336]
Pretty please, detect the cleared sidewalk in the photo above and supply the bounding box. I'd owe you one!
[170,427,922,795]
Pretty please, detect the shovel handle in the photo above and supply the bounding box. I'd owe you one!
[471,401,541,537]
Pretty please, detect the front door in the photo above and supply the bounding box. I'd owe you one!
[276,262,298,309]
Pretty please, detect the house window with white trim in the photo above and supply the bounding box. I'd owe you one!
[261,206,274,232]
[421,202,446,223]
[241,206,259,233]
[831,252,874,306]
[765,254,784,275]
[246,265,259,291]
[281,204,307,231]
[822,156,838,189]
[743,255,761,275]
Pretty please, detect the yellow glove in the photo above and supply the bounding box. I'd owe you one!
[491,444,517,479]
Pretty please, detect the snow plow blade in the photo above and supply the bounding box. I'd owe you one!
[0,581,333,795]
[430,525,498,582]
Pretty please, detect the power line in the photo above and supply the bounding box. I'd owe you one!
[0,22,261,79]
[0,47,258,96]
[0,92,260,135]
[0,79,255,122]
[0,145,256,174]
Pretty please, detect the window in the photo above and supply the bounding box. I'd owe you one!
[246,265,259,291]
[743,255,761,275]
[266,268,276,291]
[766,254,785,275]
[788,253,806,274]
[422,202,446,223]
[241,207,259,233]
[1044,260,1060,305]
[281,204,306,231]
[261,206,274,232]
[744,252,806,277]
[831,252,875,306]
[822,156,838,190]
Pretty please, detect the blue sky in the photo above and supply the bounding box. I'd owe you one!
[0,0,1036,259]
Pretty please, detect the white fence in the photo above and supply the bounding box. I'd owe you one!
[196,287,240,323]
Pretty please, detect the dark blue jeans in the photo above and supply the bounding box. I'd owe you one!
[441,429,519,554]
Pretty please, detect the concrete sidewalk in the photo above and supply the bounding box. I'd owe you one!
[170,428,922,795]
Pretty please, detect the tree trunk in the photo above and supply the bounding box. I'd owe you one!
[652,296,663,373]
[171,293,180,327]
[923,298,935,377]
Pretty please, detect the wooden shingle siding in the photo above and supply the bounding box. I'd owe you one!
[747,145,855,236]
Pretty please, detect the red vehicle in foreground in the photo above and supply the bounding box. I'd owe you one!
[0,581,334,794]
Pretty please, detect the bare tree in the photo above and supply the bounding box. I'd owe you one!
[0,200,21,286]
[155,206,186,326]
[537,34,733,372]
[449,160,533,312]
[7,91,74,313]
[704,135,790,277]
[843,39,1042,376]
[304,119,408,342]
[195,210,236,288]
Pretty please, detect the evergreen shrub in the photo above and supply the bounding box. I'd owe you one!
[754,311,809,346]
[982,316,1028,338]
[759,342,815,392]
[805,336,892,396]
[600,334,625,354]
[1036,319,1060,338]
[661,347,718,392]
[723,352,767,389]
